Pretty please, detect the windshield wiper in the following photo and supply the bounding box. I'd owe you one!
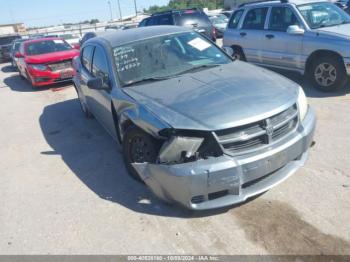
[122,76,175,87]
[175,64,221,76]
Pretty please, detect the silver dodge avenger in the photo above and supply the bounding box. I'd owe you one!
[73,26,316,210]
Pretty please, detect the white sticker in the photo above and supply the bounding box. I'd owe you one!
[188,37,211,51]
[53,40,64,44]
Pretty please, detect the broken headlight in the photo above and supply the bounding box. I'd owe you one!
[158,129,223,164]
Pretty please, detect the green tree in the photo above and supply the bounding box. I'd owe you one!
[144,0,223,14]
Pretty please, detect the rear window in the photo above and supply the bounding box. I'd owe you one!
[174,12,211,27]
[25,39,72,55]
[0,36,20,46]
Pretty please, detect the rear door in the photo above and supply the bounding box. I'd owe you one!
[238,7,269,63]
[79,45,95,102]
[262,6,304,69]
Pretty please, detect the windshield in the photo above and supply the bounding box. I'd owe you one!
[210,17,227,24]
[175,12,211,27]
[113,32,231,87]
[25,39,72,55]
[297,2,350,29]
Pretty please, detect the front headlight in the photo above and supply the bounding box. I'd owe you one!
[158,136,204,164]
[297,87,308,121]
[29,64,48,71]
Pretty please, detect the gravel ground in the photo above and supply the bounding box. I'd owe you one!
[0,59,349,255]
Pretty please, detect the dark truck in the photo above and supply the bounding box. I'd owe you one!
[0,35,21,63]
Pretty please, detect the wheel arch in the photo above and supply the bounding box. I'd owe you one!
[305,49,345,74]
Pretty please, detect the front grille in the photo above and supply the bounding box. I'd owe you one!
[215,104,298,154]
[48,60,72,72]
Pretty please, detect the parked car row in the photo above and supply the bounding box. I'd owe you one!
[2,3,328,210]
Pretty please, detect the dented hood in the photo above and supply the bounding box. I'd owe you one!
[123,62,299,131]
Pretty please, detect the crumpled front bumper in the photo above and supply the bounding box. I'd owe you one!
[133,108,316,210]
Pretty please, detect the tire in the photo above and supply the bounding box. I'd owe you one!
[75,86,93,118]
[309,55,348,92]
[232,47,246,61]
[122,125,160,182]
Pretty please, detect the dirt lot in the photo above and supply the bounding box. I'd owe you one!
[0,60,349,255]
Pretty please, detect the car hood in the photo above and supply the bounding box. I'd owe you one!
[316,23,350,39]
[214,23,227,29]
[124,62,299,131]
[25,49,80,64]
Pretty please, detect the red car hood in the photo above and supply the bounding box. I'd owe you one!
[25,49,80,64]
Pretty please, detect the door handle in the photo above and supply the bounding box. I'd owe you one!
[240,32,247,37]
[265,34,275,39]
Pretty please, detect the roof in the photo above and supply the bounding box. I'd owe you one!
[94,26,192,47]
[240,0,328,8]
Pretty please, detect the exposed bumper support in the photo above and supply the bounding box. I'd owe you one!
[133,108,316,210]
[343,57,350,75]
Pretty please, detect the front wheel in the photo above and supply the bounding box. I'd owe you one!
[309,56,348,92]
[122,126,160,182]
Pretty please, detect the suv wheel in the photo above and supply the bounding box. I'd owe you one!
[122,125,160,182]
[232,47,246,61]
[310,56,347,92]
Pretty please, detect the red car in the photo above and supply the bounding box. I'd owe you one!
[15,38,80,87]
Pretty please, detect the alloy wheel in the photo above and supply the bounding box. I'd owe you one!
[314,63,337,87]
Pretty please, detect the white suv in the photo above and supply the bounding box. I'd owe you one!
[223,0,350,92]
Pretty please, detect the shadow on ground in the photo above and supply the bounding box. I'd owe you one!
[39,98,236,218]
[1,65,16,73]
[3,74,72,92]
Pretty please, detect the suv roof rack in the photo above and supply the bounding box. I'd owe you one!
[151,8,202,16]
[238,0,289,8]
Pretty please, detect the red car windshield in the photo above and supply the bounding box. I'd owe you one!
[26,39,72,56]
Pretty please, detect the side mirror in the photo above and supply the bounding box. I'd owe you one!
[287,25,305,35]
[222,46,234,57]
[87,77,110,90]
[15,52,23,58]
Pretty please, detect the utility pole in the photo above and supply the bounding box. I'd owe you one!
[133,0,138,17]
[107,1,113,21]
[116,0,122,22]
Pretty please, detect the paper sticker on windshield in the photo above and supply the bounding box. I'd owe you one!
[188,37,211,51]
[53,40,64,44]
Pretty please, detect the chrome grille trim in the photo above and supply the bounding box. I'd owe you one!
[48,60,72,72]
[215,104,299,155]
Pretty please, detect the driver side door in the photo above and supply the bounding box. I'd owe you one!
[262,6,304,70]
[86,45,117,138]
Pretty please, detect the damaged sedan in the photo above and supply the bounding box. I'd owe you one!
[73,26,316,210]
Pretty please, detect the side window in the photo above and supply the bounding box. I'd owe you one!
[92,46,109,84]
[81,46,94,72]
[242,7,268,30]
[139,19,147,27]
[146,17,157,26]
[269,7,300,32]
[228,10,244,29]
[157,14,173,25]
